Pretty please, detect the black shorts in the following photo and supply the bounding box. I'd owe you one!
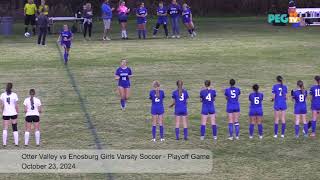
[25,15,36,26]
[25,116,40,123]
[3,115,18,120]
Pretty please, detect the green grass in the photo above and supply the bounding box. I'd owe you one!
[1,17,320,179]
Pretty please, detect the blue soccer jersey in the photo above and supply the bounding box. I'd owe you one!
[182,8,191,23]
[172,89,189,116]
[224,87,241,113]
[292,90,308,114]
[168,3,181,18]
[136,7,147,24]
[157,7,168,24]
[310,85,320,110]
[249,92,264,116]
[115,67,132,88]
[272,84,288,111]
[200,89,216,115]
[60,30,72,48]
[149,90,165,115]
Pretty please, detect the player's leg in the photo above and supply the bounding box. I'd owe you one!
[249,116,254,138]
[11,117,19,146]
[163,23,169,37]
[210,114,217,139]
[118,86,125,110]
[31,15,36,35]
[227,113,234,139]
[281,110,286,137]
[257,116,263,139]
[171,18,176,38]
[182,116,188,140]
[158,114,164,140]
[200,114,207,139]
[151,115,157,141]
[37,27,43,45]
[42,27,47,45]
[274,110,279,137]
[153,23,161,36]
[234,112,240,138]
[2,117,9,146]
[138,24,142,39]
[124,87,130,107]
[295,115,300,138]
[88,22,92,39]
[302,114,308,137]
[34,116,41,146]
[84,22,88,38]
[185,23,193,36]
[25,15,30,33]
[175,18,180,38]
[142,23,147,39]
[311,110,318,136]
[175,116,180,140]
[24,117,32,146]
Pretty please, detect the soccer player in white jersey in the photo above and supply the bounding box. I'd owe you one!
[0,83,19,146]
[24,89,42,146]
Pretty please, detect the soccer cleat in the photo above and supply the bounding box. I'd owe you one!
[295,135,299,139]
[160,138,165,142]
[106,37,111,41]
[249,136,253,139]
[281,135,285,138]
[213,136,218,140]
[151,139,156,142]
[152,35,156,38]
[192,31,197,36]
[102,37,106,41]
[200,136,205,140]
[171,35,176,38]
[190,34,194,38]
[304,134,308,138]
[227,137,233,141]
[235,136,239,140]
[273,135,278,138]
[310,133,316,137]
[259,136,263,139]
[176,35,181,39]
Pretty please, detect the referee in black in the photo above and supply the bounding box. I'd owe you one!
[24,0,37,35]
[37,9,49,46]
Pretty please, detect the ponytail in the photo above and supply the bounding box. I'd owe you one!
[153,81,160,98]
[6,83,12,95]
[297,80,304,94]
[29,89,35,109]
[177,80,183,97]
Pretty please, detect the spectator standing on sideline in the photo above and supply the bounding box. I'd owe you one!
[168,0,181,38]
[37,9,49,46]
[24,0,37,35]
[38,0,50,33]
[83,3,93,40]
[101,0,115,41]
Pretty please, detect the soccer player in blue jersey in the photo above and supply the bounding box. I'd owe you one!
[149,81,165,142]
[248,84,264,139]
[309,76,320,137]
[153,1,169,38]
[136,2,148,39]
[272,76,288,138]
[170,80,189,140]
[199,80,217,140]
[224,79,241,140]
[168,0,181,38]
[182,3,196,38]
[115,59,133,110]
[57,25,73,65]
[291,80,308,138]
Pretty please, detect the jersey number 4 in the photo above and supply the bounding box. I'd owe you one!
[206,93,212,101]
[6,97,10,105]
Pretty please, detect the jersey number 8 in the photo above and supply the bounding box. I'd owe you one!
[299,94,304,102]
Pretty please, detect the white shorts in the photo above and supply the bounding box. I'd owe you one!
[103,19,111,29]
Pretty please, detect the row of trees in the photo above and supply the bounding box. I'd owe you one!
[2,0,320,17]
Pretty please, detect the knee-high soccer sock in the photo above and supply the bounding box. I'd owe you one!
[308,121,312,129]
[312,120,317,133]
[183,128,188,140]
[295,125,300,136]
[258,124,263,136]
[2,130,7,146]
[138,30,142,39]
[142,30,146,39]
[234,122,240,137]
[12,123,18,145]
[152,126,156,139]
[32,27,36,35]
[24,132,30,145]
[124,30,127,38]
[120,99,125,108]
[228,123,233,137]
[35,131,40,145]
[153,23,160,35]
[274,123,279,135]
[164,24,168,37]
[249,124,254,137]
[25,26,28,33]
[212,125,217,137]
[159,126,164,139]
[175,128,179,140]
[304,123,308,135]
[188,29,192,35]
[281,123,286,135]
[200,125,206,137]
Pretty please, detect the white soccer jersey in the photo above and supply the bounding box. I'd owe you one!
[0,92,18,116]
[24,97,41,116]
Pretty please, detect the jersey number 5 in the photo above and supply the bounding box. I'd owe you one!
[231,90,236,98]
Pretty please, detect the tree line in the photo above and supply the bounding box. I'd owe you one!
[2,0,320,17]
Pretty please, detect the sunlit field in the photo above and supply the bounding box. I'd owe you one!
[1,17,320,179]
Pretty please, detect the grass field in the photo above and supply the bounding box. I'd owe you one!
[1,17,320,180]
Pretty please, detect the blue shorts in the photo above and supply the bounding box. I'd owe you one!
[157,18,168,25]
[118,15,128,23]
[151,107,164,116]
[201,105,215,115]
[311,104,320,111]
[274,104,287,111]
[175,109,187,116]
[294,107,307,115]
[249,109,263,116]
[118,82,130,88]
[137,18,147,24]
[183,18,191,24]
[62,41,71,48]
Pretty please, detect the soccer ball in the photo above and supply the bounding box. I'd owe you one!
[24,32,31,38]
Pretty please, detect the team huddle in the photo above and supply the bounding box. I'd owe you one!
[114,60,320,142]
[0,83,42,147]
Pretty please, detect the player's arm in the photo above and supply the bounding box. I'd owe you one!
[24,4,27,16]
[38,105,42,114]
[169,99,175,108]
[127,8,130,13]
[57,34,61,42]
[0,100,3,113]
[144,12,148,17]
[15,101,19,115]
[271,93,275,102]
